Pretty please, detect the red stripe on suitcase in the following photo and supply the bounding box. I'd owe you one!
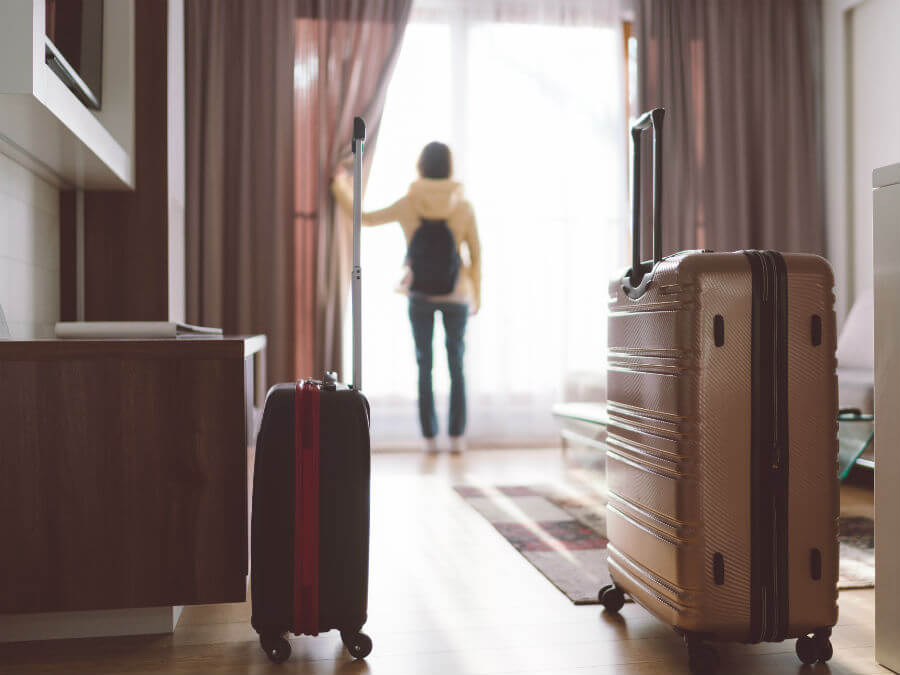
[304,383,320,635]
[293,381,320,636]
[293,382,303,634]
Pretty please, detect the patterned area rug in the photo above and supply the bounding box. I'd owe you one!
[454,484,875,604]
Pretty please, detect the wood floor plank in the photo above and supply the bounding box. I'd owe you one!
[0,448,882,675]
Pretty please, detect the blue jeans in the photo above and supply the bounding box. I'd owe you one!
[408,297,468,438]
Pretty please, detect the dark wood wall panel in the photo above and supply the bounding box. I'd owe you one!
[83,0,174,321]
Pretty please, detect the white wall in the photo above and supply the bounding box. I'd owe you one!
[851,0,900,300]
[0,151,60,338]
[823,0,900,325]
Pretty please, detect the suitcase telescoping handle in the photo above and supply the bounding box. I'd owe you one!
[351,116,365,390]
[629,107,665,287]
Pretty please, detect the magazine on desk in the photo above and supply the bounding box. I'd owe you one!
[55,322,223,339]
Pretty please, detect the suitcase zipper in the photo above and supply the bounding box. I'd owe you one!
[744,251,790,643]
[766,251,779,643]
[754,251,790,642]
[765,249,776,642]
[769,251,790,642]
[769,253,780,643]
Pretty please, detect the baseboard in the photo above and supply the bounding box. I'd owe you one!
[0,605,184,643]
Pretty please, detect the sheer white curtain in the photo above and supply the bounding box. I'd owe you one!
[348,0,629,447]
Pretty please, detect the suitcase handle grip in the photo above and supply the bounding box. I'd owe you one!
[630,107,665,287]
[353,116,366,145]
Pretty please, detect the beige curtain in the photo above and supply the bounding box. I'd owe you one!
[636,0,824,255]
[294,0,413,379]
[185,0,297,383]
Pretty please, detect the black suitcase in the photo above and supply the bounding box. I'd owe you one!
[251,117,372,664]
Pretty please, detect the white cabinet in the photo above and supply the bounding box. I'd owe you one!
[874,161,900,673]
[0,0,134,189]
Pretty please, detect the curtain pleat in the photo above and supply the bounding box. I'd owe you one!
[186,0,297,384]
[294,0,413,378]
[637,0,824,255]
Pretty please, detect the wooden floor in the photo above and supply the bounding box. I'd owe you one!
[0,448,886,675]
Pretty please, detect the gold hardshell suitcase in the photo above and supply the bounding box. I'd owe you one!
[600,108,839,674]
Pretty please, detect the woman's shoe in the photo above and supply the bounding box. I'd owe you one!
[423,437,439,455]
[449,436,466,455]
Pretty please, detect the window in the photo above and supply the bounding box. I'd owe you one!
[350,13,628,446]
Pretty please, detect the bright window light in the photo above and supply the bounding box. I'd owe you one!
[349,17,627,446]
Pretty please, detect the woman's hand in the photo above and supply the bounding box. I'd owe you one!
[330,172,354,216]
[331,170,352,195]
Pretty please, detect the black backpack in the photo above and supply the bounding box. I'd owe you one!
[407,218,461,295]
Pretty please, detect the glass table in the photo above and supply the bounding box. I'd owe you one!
[837,408,875,480]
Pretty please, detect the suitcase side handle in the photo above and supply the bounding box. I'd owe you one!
[351,116,365,390]
[629,107,665,287]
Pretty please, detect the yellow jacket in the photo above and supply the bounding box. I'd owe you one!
[333,177,482,311]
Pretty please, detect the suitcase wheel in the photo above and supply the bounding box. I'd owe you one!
[598,584,625,613]
[341,630,373,659]
[686,641,719,675]
[260,635,291,664]
[796,633,833,665]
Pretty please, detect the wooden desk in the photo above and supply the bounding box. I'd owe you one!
[0,336,266,615]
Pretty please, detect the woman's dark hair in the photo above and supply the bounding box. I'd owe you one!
[417,142,452,179]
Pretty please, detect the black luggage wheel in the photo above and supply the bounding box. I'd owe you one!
[341,630,373,659]
[260,634,291,664]
[796,632,833,665]
[598,584,625,613]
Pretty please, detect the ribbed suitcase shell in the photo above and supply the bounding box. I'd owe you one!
[605,250,839,642]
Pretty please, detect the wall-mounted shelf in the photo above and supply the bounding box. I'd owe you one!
[0,0,134,189]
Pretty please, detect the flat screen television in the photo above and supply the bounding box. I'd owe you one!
[45,0,103,109]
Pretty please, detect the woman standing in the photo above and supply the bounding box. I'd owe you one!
[334,142,481,454]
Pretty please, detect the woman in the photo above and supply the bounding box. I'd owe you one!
[334,142,481,454]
